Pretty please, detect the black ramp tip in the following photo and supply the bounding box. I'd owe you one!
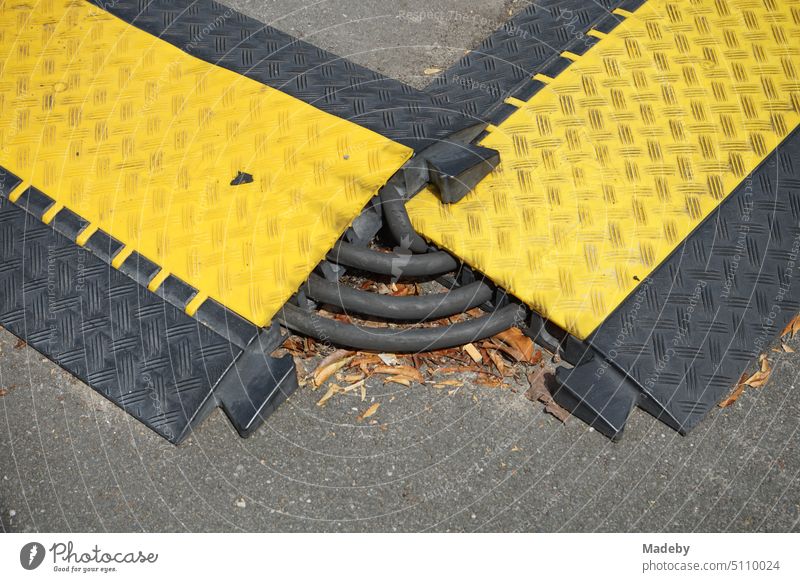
[214,328,298,438]
[553,357,640,441]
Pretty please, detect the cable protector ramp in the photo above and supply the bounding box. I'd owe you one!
[0,168,298,443]
[408,0,800,340]
[556,128,800,438]
[0,0,412,330]
[0,0,411,442]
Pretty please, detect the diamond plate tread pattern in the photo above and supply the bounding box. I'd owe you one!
[97,1,640,144]
[587,128,800,432]
[408,0,800,339]
[425,0,640,116]
[0,194,240,443]
[0,0,412,328]
[89,0,476,150]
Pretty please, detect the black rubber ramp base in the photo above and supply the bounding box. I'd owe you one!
[0,169,297,444]
[556,128,800,439]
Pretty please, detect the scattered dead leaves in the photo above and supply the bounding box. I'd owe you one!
[317,378,367,407]
[720,354,774,408]
[492,328,542,364]
[745,354,772,388]
[719,372,749,408]
[293,322,550,411]
[780,313,800,339]
[312,350,353,388]
[373,365,423,384]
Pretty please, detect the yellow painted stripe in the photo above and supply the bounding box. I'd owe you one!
[0,0,412,327]
[408,0,800,339]
[7,181,28,203]
[147,268,171,293]
[75,224,99,247]
[184,293,208,317]
[505,97,528,109]
[111,246,134,270]
[41,203,63,225]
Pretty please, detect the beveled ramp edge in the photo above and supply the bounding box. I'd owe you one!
[3,178,257,350]
[554,128,800,439]
[0,166,298,444]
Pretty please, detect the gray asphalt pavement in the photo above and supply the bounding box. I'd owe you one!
[1,0,798,533]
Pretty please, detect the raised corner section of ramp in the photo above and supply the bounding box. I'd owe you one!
[0,0,412,329]
[408,0,800,340]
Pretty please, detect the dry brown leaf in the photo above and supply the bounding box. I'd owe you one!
[373,365,423,383]
[281,337,306,355]
[14,338,26,350]
[0,388,8,397]
[317,349,355,370]
[384,375,411,387]
[341,379,367,394]
[463,343,482,363]
[317,378,365,407]
[493,328,538,362]
[361,382,367,402]
[780,313,800,338]
[438,379,462,387]
[313,356,353,388]
[390,283,417,297]
[783,342,795,353]
[357,402,380,420]
[719,372,749,408]
[488,339,526,363]
[316,384,340,406]
[423,67,442,75]
[351,354,382,368]
[487,349,506,375]
[744,369,771,388]
[425,348,468,363]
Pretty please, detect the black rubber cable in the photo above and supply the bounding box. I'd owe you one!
[379,184,430,253]
[305,274,493,322]
[278,303,523,352]
[327,241,458,277]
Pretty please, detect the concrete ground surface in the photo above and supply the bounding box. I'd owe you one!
[1,0,799,533]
